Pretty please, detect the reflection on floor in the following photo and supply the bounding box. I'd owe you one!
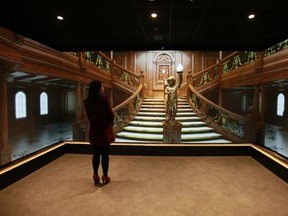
[7,122,288,162]
[265,124,288,158]
[8,122,73,161]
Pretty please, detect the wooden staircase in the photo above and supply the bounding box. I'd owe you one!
[115,97,231,143]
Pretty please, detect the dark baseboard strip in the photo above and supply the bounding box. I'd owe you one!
[0,143,66,190]
[249,146,288,184]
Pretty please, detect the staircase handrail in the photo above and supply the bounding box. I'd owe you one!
[112,74,144,133]
[187,84,255,143]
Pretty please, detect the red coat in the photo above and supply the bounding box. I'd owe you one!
[84,96,115,145]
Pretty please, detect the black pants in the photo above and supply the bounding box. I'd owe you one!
[92,145,110,176]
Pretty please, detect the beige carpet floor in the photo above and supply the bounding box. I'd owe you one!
[0,154,287,216]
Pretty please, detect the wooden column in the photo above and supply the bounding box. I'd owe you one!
[75,82,82,121]
[219,89,223,107]
[259,82,265,122]
[81,83,87,120]
[253,84,260,117]
[0,72,11,165]
[257,82,266,145]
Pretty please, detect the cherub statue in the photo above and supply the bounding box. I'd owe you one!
[164,64,183,124]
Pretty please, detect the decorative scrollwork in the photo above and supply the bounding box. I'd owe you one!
[84,51,111,72]
[221,51,257,74]
[211,112,245,137]
[114,66,139,87]
[265,38,288,56]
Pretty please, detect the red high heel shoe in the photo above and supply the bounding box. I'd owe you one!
[102,175,111,184]
[93,175,100,185]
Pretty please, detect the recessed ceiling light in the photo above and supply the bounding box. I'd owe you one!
[57,15,64,20]
[151,13,157,18]
[248,14,255,19]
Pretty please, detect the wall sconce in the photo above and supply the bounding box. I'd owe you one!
[176,63,183,73]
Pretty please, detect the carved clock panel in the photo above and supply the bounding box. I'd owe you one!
[153,53,174,90]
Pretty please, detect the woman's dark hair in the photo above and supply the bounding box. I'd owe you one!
[86,80,102,105]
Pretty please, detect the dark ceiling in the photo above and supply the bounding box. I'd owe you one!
[1,0,288,52]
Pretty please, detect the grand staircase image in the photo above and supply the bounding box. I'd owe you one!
[115,97,232,143]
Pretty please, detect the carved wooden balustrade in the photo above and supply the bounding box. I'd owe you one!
[187,83,254,143]
[264,38,288,57]
[84,51,111,73]
[113,64,140,88]
[113,74,144,133]
[188,51,260,143]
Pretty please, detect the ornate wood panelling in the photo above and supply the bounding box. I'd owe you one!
[152,52,175,90]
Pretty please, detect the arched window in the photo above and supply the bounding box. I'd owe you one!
[277,93,285,116]
[40,92,48,115]
[15,91,27,118]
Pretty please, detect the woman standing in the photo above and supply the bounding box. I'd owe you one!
[84,80,115,185]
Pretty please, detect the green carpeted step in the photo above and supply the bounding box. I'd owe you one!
[181,132,223,141]
[129,121,163,127]
[123,126,163,133]
[181,139,233,144]
[123,126,214,134]
[138,112,166,116]
[116,131,163,141]
[141,105,190,109]
[134,116,166,121]
[176,112,197,116]
[181,127,214,133]
[175,116,202,121]
[140,108,165,112]
[181,121,207,127]
[117,131,225,142]
[141,104,164,108]
[143,98,163,101]
[128,121,207,127]
[142,101,164,105]
[115,97,232,144]
[137,112,197,117]
[177,108,194,112]
[133,116,201,121]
